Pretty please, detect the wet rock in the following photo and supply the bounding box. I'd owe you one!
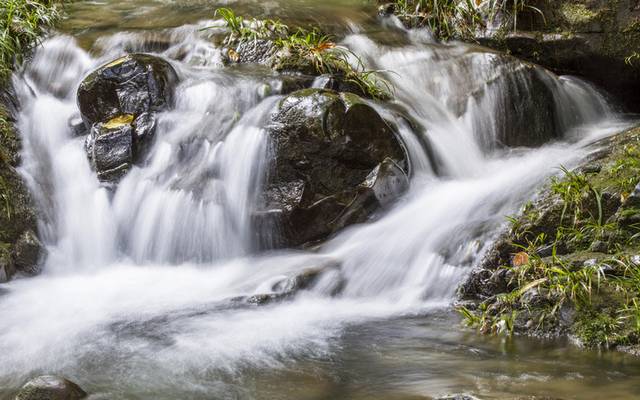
[77,54,177,183]
[15,375,87,400]
[83,112,158,183]
[85,117,134,182]
[259,89,409,247]
[14,230,45,275]
[77,53,177,126]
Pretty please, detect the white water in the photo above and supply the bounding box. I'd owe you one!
[0,21,632,397]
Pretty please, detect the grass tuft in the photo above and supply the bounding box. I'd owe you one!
[0,0,62,83]
[210,8,393,100]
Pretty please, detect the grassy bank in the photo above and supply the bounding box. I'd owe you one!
[1,0,63,83]
[0,0,62,281]
[460,126,640,351]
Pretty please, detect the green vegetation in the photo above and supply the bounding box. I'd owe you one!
[0,1,60,279]
[386,0,543,40]
[0,0,63,83]
[211,8,393,100]
[460,127,640,349]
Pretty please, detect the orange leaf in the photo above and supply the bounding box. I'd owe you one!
[512,252,530,267]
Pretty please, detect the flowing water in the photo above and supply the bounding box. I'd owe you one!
[1,1,640,399]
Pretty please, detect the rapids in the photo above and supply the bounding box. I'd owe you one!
[1,1,639,399]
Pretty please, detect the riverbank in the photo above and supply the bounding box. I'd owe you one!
[377,0,640,112]
[0,0,62,282]
[460,124,640,353]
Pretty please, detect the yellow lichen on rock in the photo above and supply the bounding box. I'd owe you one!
[103,114,134,129]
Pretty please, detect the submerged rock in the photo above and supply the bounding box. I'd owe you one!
[77,54,177,183]
[258,89,409,247]
[15,375,87,400]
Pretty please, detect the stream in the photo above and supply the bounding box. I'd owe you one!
[1,1,640,399]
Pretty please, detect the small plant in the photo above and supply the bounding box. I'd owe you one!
[211,8,393,100]
[212,8,288,44]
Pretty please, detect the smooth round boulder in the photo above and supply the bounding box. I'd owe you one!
[77,53,177,126]
[258,89,409,247]
[15,375,87,400]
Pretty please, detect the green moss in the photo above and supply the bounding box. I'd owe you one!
[574,311,622,347]
[559,3,600,27]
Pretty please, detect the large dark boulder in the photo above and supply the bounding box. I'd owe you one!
[257,89,409,247]
[77,53,177,126]
[15,375,87,400]
[77,54,177,183]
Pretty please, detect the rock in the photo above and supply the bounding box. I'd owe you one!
[14,230,44,275]
[77,54,177,182]
[228,39,280,65]
[15,375,87,400]
[77,53,177,126]
[259,89,409,247]
[85,116,134,182]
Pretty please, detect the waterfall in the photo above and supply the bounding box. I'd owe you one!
[0,15,631,397]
